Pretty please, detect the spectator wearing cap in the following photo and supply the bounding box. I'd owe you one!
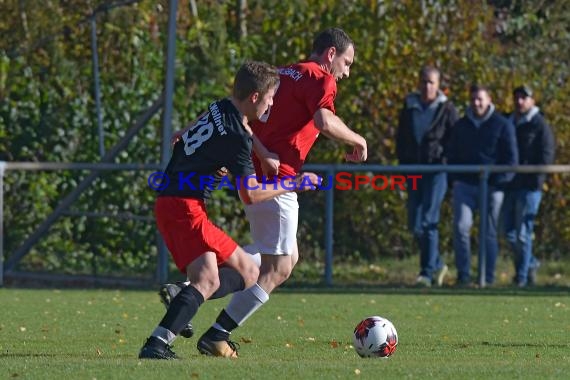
[447,84,518,286]
[502,85,555,287]
[396,65,459,287]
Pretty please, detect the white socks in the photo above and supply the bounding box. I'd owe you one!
[224,283,269,326]
[152,326,176,345]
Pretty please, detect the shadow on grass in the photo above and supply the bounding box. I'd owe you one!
[278,283,570,296]
[3,271,569,296]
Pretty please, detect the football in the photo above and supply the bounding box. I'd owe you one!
[352,316,398,358]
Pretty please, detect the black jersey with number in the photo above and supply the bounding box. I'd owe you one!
[159,98,255,199]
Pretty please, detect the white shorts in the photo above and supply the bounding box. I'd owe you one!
[242,192,299,256]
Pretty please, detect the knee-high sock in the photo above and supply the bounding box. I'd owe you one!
[209,267,246,299]
[223,283,269,327]
[204,283,269,341]
[157,285,204,337]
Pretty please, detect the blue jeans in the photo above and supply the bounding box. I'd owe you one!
[502,189,542,285]
[407,172,447,281]
[452,181,504,284]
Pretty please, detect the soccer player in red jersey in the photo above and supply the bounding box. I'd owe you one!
[138,61,319,360]
[194,28,368,357]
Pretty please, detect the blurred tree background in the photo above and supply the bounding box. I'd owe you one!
[0,0,568,281]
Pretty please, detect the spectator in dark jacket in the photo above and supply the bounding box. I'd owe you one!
[396,66,458,287]
[448,84,518,286]
[502,85,555,287]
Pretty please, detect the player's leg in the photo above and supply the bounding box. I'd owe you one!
[198,192,298,356]
[142,243,259,359]
[160,249,260,307]
[158,262,259,339]
[158,281,194,338]
[197,254,294,357]
[195,245,260,358]
[141,197,255,358]
[139,252,219,359]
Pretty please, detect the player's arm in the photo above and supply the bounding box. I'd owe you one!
[237,172,320,205]
[228,135,319,204]
[251,133,280,177]
[313,108,367,162]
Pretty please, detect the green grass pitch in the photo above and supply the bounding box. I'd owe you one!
[1,287,569,379]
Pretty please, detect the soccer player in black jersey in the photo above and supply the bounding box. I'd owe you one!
[139,61,320,360]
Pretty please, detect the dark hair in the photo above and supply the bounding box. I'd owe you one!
[470,84,491,95]
[419,65,440,81]
[311,27,354,55]
[513,85,533,98]
[233,61,280,101]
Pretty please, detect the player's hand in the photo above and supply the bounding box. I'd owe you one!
[345,138,367,162]
[260,151,280,178]
[295,172,322,192]
[217,167,228,177]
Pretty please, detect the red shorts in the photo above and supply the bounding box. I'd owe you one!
[154,196,238,273]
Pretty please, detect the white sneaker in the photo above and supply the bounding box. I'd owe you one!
[435,265,449,287]
[415,275,432,287]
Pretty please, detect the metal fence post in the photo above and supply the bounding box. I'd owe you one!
[478,168,489,288]
[90,15,105,158]
[0,161,4,287]
[156,0,178,284]
[324,168,335,286]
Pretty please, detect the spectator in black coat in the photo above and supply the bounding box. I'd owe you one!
[396,66,458,287]
[502,85,555,287]
[448,84,518,286]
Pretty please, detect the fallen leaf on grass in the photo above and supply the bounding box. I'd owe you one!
[240,337,252,343]
[330,340,339,348]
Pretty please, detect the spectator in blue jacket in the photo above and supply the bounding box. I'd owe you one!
[503,85,555,287]
[448,84,518,286]
[396,66,458,287]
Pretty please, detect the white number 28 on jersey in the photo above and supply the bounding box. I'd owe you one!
[182,113,214,156]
